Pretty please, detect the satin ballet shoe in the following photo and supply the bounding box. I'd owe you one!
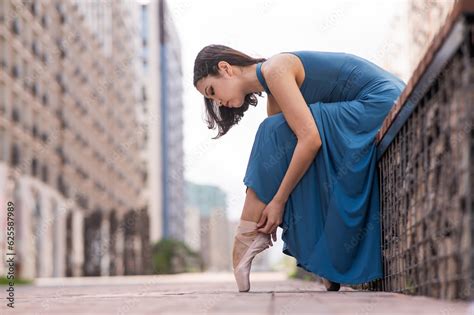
[232,219,273,292]
[322,277,341,291]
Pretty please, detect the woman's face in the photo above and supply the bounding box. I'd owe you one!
[196,61,245,108]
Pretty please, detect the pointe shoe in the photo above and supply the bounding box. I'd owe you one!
[232,219,273,292]
[322,277,341,291]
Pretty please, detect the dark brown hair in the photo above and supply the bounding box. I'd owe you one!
[193,44,267,139]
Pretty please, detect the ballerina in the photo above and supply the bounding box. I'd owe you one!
[193,44,405,292]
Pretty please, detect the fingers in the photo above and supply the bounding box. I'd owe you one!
[257,222,271,234]
[258,223,277,235]
[256,212,267,228]
[272,229,277,242]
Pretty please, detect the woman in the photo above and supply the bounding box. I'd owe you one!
[193,44,406,292]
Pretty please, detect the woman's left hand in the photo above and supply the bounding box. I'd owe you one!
[257,198,285,242]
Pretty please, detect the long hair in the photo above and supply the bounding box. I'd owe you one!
[193,44,267,139]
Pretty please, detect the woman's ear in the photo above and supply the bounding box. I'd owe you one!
[218,61,233,77]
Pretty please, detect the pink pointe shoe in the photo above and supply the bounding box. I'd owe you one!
[232,219,273,292]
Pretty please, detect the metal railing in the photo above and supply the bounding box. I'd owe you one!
[357,0,474,300]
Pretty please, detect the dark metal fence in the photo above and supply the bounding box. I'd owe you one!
[355,3,473,300]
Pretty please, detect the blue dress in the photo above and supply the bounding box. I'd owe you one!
[243,50,406,284]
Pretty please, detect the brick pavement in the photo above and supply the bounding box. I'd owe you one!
[2,272,473,314]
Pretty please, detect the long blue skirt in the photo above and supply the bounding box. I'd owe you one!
[243,86,403,284]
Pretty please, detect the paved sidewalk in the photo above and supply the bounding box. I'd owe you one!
[2,272,473,314]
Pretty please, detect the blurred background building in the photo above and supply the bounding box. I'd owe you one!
[0,0,236,280]
[185,181,232,271]
[381,0,459,81]
[137,0,162,244]
[406,0,459,75]
[138,0,185,245]
[0,0,150,278]
[157,0,185,243]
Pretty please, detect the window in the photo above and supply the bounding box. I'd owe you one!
[32,40,39,57]
[0,1,6,23]
[0,83,5,115]
[40,132,48,143]
[56,146,65,163]
[41,15,49,29]
[60,46,66,59]
[76,193,88,210]
[12,107,20,123]
[0,36,7,69]
[32,82,39,97]
[31,158,38,176]
[21,17,29,48]
[42,52,48,65]
[30,1,39,17]
[55,2,66,24]
[22,59,29,89]
[11,64,20,79]
[0,127,5,161]
[57,175,67,196]
[42,93,48,106]
[10,144,20,167]
[32,124,38,138]
[11,17,20,35]
[56,73,67,93]
[141,86,147,102]
[41,164,48,183]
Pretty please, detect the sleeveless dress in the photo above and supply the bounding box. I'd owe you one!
[243,50,406,284]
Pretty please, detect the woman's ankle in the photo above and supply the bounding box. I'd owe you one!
[237,219,258,233]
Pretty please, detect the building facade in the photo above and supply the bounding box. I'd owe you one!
[137,0,163,244]
[406,0,459,75]
[381,0,459,81]
[137,0,184,245]
[0,0,150,278]
[158,0,185,242]
[186,181,231,271]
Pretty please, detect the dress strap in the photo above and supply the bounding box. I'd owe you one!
[256,62,271,95]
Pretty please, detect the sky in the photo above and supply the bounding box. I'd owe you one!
[165,0,406,261]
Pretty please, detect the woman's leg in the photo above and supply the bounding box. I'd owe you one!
[240,187,266,222]
[233,187,273,292]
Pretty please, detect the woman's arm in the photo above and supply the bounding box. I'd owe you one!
[257,137,319,235]
[274,139,320,203]
[264,54,322,204]
[256,54,322,235]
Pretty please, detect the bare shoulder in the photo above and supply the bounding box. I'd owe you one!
[260,53,298,80]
